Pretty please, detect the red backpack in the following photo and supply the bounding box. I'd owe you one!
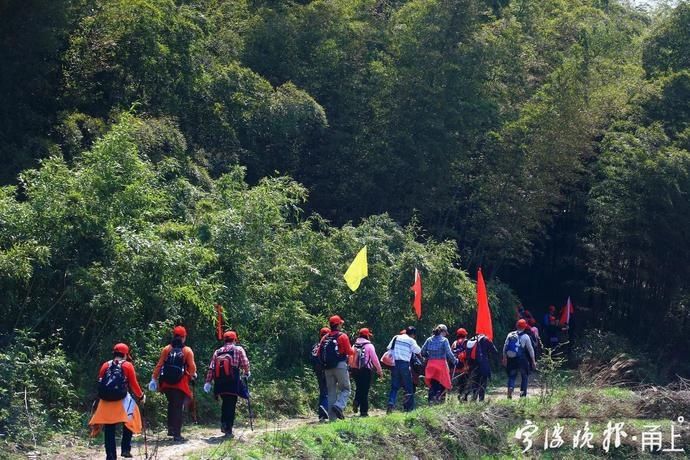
[213,348,238,382]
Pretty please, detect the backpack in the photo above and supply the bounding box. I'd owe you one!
[98,360,128,401]
[525,328,542,358]
[160,346,186,384]
[310,342,322,368]
[349,342,368,370]
[505,332,524,358]
[411,353,425,375]
[213,348,238,383]
[453,340,467,363]
[319,332,343,369]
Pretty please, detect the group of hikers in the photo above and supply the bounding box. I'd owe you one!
[310,314,546,424]
[87,304,571,459]
[88,326,251,460]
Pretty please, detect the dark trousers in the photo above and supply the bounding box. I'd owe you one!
[428,380,445,403]
[164,389,186,437]
[468,366,489,401]
[104,423,132,460]
[221,395,238,433]
[315,368,328,419]
[456,372,470,400]
[353,368,372,415]
[507,357,530,396]
[388,360,414,411]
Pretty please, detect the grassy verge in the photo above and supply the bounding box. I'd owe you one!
[198,387,690,459]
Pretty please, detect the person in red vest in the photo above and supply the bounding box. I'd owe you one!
[316,315,354,421]
[89,343,145,459]
[203,330,250,438]
[150,326,197,442]
[451,328,470,400]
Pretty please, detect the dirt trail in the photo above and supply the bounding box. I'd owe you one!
[45,417,313,460]
[45,409,396,460]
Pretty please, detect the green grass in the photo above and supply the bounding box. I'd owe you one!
[195,386,690,459]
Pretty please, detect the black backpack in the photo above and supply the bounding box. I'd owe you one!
[98,360,128,401]
[319,332,343,369]
[160,346,185,384]
[310,342,322,368]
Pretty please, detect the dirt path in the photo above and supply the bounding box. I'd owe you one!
[44,417,313,460]
[42,409,396,460]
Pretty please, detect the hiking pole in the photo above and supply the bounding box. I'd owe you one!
[141,398,148,460]
[242,375,254,431]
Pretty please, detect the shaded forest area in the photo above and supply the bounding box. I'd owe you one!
[0,0,689,445]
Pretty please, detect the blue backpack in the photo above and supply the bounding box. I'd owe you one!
[505,332,524,358]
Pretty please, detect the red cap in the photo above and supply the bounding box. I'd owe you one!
[223,330,238,341]
[173,325,187,337]
[528,318,537,327]
[456,328,468,337]
[319,327,330,337]
[113,343,129,355]
[359,328,373,338]
[329,315,344,327]
[516,319,528,330]
[548,305,556,312]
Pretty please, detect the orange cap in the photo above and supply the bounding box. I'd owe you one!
[359,328,373,338]
[173,325,187,337]
[456,328,468,337]
[319,327,330,337]
[516,319,528,330]
[223,330,238,341]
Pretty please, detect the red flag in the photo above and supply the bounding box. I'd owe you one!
[560,297,574,326]
[215,304,224,340]
[410,268,422,319]
[475,268,493,341]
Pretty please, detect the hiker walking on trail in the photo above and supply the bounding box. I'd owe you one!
[451,328,470,400]
[150,326,197,442]
[317,315,354,421]
[386,326,421,413]
[543,305,560,349]
[89,343,145,460]
[502,319,537,399]
[203,330,250,438]
[527,318,543,360]
[350,328,383,417]
[465,333,498,401]
[311,327,331,422]
[421,324,457,404]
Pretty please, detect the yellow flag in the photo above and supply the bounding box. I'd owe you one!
[344,246,368,291]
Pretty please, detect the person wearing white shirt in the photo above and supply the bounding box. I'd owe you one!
[386,326,421,413]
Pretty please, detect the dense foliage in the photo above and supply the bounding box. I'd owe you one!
[1,0,689,444]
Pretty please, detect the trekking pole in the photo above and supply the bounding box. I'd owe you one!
[142,401,148,460]
[242,375,254,431]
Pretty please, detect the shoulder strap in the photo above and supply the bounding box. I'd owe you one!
[391,337,397,349]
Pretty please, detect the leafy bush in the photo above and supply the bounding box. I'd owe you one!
[0,330,80,445]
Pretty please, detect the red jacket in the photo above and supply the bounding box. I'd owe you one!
[98,359,144,399]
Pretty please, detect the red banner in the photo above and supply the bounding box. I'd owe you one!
[215,304,223,340]
[476,268,493,341]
